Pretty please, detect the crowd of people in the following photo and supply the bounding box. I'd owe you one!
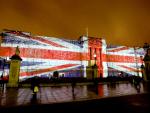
[0,74,8,90]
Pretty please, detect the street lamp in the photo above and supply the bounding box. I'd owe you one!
[93,54,96,66]
[134,47,140,76]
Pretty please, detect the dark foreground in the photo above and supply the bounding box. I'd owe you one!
[1,93,150,113]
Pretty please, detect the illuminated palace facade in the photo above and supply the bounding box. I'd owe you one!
[0,30,145,80]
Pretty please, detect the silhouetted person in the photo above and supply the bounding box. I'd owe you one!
[53,71,59,78]
[53,71,59,83]
[71,79,76,99]
[31,76,39,101]
[0,74,4,88]
[133,76,141,93]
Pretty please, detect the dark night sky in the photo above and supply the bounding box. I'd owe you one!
[0,0,150,47]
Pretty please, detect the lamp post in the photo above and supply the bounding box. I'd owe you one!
[92,53,98,80]
[94,54,97,66]
[134,47,139,76]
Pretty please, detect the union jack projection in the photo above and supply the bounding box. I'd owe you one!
[0,30,145,80]
[106,45,145,77]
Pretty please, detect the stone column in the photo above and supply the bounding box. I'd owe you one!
[7,46,22,87]
[143,49,150,81]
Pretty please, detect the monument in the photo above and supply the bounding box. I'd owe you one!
[7,46,22,87]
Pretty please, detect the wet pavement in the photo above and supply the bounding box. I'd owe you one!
[0,81,149,108]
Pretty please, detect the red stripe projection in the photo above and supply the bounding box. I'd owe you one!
[9,31,66,48]
[29,36,66,48]
[119,65,142,72]
[0,47,142,63]
[106,54,142,63]
[107,46,130,52]
[0,47,88,60]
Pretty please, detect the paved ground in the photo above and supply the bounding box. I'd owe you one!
[0,81,150,113]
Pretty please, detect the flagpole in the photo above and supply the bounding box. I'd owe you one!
[86,27,88,38]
